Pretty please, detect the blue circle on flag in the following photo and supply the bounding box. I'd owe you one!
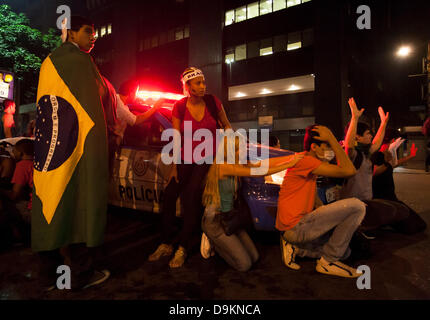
[34,95,79,172]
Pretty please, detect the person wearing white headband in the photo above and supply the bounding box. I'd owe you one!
[148,67,232,268]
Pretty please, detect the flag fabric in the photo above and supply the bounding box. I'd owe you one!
[32,42,109,252]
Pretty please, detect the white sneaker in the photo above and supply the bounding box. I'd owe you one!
[316,257,362,278]
[200,233,214,259]
[280,236,300,270]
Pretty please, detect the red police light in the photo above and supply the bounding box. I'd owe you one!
[135,88,185,103]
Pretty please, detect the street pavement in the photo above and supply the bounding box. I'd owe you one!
[1,171,429,300]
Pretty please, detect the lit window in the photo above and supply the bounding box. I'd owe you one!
[151,35,158,48]
[235,6,247,23]
[287,31,302,50]
[287,42,301,50]
[100,26,106,37]
[95,29,99,38]
[225,10,235,26]
[260,38,273,55]
[287,0,301,8]
[225,53,235,64]
[184,25,190,38]
[259,0,273,15]
[107,24,112,34]
[235,44,247,61]
[302,0,311,2]
[260,47,273,56]
[175,27,184,40]
[247,2,259,19]
[273,0,286,11]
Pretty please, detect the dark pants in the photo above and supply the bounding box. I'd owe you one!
[360,199,410,231]
[161,163,210,252]
[38,243,100,289]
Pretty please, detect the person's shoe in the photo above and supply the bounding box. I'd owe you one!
[316,257,362,278]
[280,236,300,270]
[148,243,174,261]
[169,246,187,268]
[83,269,110,289]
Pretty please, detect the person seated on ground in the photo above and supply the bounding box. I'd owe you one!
[0,139,34,246]
[0,139,34,221]
[201,133,303,272]
[340,98,411,237]
[277,124,366,278]
[371,146,426,234]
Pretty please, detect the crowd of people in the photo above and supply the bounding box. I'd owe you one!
[0,15,427,292]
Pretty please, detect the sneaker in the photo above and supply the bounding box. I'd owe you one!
[83,269,110,289]
[169,246,187,268]
[280,236,300,270]
[316,257,362,278]
[200,233,214,259]
[148,243,174,261]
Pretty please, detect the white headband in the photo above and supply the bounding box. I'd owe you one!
[181,68,205,83]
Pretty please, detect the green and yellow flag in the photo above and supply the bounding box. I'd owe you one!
[32,42,109,252]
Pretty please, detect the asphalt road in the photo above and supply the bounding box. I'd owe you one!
[1,171,429,300]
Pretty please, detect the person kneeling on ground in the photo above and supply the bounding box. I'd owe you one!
[201,134,303,271]
[277,125,366,278]
[0,139,34,245]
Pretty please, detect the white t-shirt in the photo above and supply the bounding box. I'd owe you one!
[116,94,136,126]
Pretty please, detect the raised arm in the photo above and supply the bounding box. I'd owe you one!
[344,97,364,154]
[395,143,417,168]
[369,106,389,154]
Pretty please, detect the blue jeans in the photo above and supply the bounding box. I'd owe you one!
[282,198,366,263]
[202,206,259,272]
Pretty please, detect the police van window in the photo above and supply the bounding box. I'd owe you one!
[123,121,151,149]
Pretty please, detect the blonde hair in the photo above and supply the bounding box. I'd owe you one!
[202,135,240,209]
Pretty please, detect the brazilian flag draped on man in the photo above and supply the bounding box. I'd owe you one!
[32,42,113,252]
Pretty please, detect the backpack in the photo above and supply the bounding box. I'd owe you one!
[175,94,221,128]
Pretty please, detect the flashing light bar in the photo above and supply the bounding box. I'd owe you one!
[135,89,185,102]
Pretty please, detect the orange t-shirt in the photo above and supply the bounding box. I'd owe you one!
[276,154,322,231]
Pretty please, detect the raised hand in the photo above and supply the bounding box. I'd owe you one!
[378,106,389,124]
[312,125,336,143]
[348,97,365,119]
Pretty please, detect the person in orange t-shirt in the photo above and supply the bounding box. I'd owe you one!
[277,125,366,278]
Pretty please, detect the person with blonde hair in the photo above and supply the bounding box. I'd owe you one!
[201,133,304,271]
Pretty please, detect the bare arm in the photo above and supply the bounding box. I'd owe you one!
[220,153,304,178]
[217,105,232,130]
[369,106,389,154]
[344,98,365,154]
[394,143,417,168]
[134,99,165,126]
[373,164,389,176]
[311,126,356,178]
